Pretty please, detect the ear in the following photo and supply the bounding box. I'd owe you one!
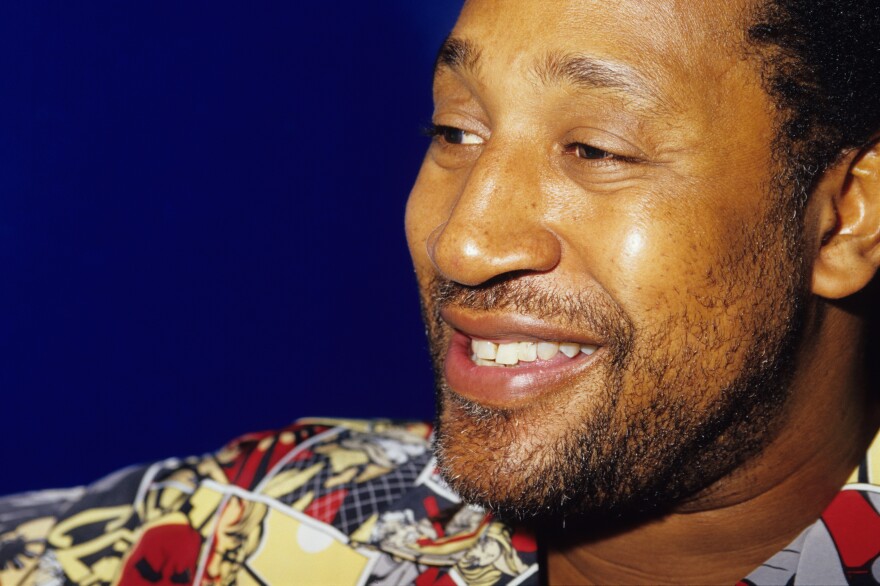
[812,139,880,300]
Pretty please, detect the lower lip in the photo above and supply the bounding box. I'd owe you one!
[443,331,601,407]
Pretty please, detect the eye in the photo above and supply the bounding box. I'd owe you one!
[564,142,619,162]
[427,124,484,146]
[572,144,614,160]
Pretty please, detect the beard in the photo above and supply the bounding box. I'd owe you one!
[423,216,810,524]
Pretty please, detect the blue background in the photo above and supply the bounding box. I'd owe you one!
[1,2,463,494]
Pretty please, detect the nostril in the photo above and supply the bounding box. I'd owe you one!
[425,221,446,255]
[426,213,562,287]
[426,221,450,272]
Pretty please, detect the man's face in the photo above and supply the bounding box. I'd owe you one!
[405,0,808,520]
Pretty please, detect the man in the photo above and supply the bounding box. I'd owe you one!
[409,0,880,582]
[1,0,878,584]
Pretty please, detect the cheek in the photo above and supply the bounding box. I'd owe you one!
[601,206,786,381]
[568,214,698,312]
[570,200,762,327]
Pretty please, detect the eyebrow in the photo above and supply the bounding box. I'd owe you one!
[534,51,659,99]
[434,36,665,109]
[434,36,481,77]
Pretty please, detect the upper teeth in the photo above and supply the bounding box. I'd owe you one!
[471,339,597,367]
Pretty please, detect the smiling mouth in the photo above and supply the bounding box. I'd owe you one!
[469,338,598,367]
[438,307,607,405]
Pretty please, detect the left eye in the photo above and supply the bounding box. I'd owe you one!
[570,143,615,160]
[429,125,484,145]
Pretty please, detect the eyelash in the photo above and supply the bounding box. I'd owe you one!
[425,124,636,167]
[562,143,634,167]
[424,124,481,145]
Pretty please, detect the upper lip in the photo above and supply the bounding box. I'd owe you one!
[440,306,604,346]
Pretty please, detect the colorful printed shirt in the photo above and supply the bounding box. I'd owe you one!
[0,418,878,586]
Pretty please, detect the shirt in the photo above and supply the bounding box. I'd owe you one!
[0,418,877,586]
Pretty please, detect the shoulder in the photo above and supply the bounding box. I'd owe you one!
[0,462,153,586]
[0,418,439,586]
[0,487,85,584]
[1,419,539,586]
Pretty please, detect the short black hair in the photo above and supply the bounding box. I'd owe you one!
[748,1,879,369]
[748,0,880,198]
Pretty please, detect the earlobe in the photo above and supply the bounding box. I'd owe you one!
[812,140,880,300]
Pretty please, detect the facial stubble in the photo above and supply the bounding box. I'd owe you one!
[423,220,808,524]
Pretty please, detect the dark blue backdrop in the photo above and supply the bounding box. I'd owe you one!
[1,2,462,494]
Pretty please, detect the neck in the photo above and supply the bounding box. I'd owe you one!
[545,305,879,585]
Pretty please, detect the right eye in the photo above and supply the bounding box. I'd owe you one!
[427,124,484,145]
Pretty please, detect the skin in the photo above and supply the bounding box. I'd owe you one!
[405,0,880,583]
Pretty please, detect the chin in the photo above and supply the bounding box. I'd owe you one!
[431,323,801,524]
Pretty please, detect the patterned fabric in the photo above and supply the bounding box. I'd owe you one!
[0,419,539,586]
[741,434,880,586]
[0,419,877,586]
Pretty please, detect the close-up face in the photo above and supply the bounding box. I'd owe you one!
[405,0,811,520]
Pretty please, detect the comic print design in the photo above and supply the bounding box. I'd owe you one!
[0,488,84,585]
[0,419,540,586]
[272,425,431,534]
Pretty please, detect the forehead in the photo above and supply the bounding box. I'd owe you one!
[455,0,753,55]
[447,0,758,108]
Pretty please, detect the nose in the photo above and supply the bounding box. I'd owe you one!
[427,143,561,286]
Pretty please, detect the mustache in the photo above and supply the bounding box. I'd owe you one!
[428,275,635,355]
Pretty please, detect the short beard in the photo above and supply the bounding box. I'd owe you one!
[424,212,809,524]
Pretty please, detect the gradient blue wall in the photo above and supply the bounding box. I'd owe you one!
[0,2,463,494]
